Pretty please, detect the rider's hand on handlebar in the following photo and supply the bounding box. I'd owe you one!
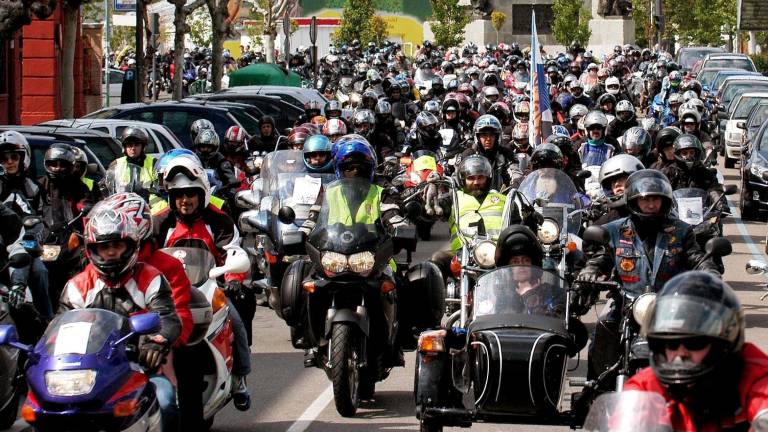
[224,280,243,296]
[8,285,25,308]
[575,267,605,285]
[139,335,169,370]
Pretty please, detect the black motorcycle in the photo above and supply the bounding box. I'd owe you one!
[40,202,88,308]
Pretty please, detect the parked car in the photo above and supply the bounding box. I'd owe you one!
[738,118,768,220]
[709,71,763,98]
[102,68,125,106]
[676,46,725,73]
[722,92,768,168]
[741,101,768,151]
[696,53,757,75]
[83,101,260,148]
[697,68,741,90]
[185,92,303,134]
[39,119,183,159]
[218,85,327,111]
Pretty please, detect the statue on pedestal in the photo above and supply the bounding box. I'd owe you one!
[597,0,632,17]
[470,0,493,19]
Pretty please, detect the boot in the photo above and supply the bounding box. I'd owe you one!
[232,375,251,411]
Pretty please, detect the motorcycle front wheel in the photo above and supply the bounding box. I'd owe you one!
[330,323,359,417]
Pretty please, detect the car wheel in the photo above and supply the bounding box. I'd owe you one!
[740,180,758,221]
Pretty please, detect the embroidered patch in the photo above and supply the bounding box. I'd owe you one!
[619,258,636,272]
[490,195,500,203]
[620,275,640,283]
[621,227,633,238]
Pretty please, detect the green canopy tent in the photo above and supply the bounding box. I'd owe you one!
[228,63,302,87]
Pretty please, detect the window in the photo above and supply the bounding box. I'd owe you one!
[81,137,121,167]
[229,109,260,135]
[155,130,178,152]
[83,108,120,119]
[124,111,157,123]
[115,126,158,154]
[92,127,109,135]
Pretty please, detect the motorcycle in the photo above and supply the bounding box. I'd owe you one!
[0,309,163,431]
[280,177,423,417]
[156,245,251,427]
[40,204,88,309]
[414,265,590,431]
[583,390,671,431]
[395,150,447,241]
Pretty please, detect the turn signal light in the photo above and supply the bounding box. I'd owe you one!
[303,281,316,293]
[21,403,35,423]
[211,288,227,313]
[265,251,278,265]
[400,156,412,166]
[450,256,461,277]
[566,241,578,253]
[380,280,395,293]
[418,329,447,353]
[67,233,80,251]
[113,399,139,417]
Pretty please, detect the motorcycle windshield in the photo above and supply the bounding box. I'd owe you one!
[275,173,336,220]
[583,390,671,432]
[473,266,567,321]
[158,247,217,287]
[518,168,582,235]
[672,187,708,225]
[104,163,153,198]
[261,150,307,196]
[40,309,128,356]
[308,178,385,255]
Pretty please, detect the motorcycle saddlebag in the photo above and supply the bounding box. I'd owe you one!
[468,319,572,420]
[400,262,446,331]
[187,288,212,346]
[279,258,311,327]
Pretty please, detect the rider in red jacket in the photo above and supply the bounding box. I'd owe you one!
[623,271,768,431]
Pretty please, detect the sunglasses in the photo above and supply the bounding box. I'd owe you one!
[45,160,70,169]
[341,163,364,172]
[0,153,20,163]
[661,337,711,352]
[173,188,199,198]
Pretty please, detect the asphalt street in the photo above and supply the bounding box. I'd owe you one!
[10,161,768,432]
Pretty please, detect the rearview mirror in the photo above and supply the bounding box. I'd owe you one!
[737,121,747,130]
[235,190,260,209]
[577,170,592,180]
[705,237,732,258]
[209,245,251,279]
[129,312,161,335]
[277,206,296,225]
[746,260,768,275]
[0,325,31,352]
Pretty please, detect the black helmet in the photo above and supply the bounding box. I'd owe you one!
[673,133,703,169]
[44,143,76,180]
[544,134,574,157]
[647,271,744,390]
[324,100,343,118]
[530,143,564,170]
[624,169,673,223]
[457,154,492,184]
[655,126,681,152]
[494,225,543,267]
[597,93,617,108]
[621,126,652,159]
[415,111,440,141]
[121,126,149,148]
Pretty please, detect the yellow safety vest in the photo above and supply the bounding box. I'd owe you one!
[81,176,94,191]
[449,190,505,251]
[115,155,156,187]
[150,194,224,216]
[210,195,225,210]
[325,183,382,227]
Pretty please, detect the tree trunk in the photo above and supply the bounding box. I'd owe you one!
[265,32,275,63]
[61,3,77,118]
[207,0,230,92]
[171,1,186,100]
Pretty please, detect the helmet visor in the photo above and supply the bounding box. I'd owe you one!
[648,295,738,339]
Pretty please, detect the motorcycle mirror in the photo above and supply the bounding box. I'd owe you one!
[9,253,30,269]
[404,200,422,220]
[705,237,732,258]
[583,225,610,244]
[23,216,42,228]
[129,312,161,335]
[235,190,259,209]
[244,156,264,176]
[723,184,738,195]
[577,170,592,180]
[391,174,405,187]
[278,206,296,225]
[746,260,768,275]
[210,245,251,279]
[0,325,30,352]
[86,163,99,175]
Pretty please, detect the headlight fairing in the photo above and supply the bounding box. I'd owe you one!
[321,252,347,274]
[45,369,97,396]
[347,251,375,274]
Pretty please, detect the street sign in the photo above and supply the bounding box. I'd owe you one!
[309,16,318,45]
[738,0,768,31]
[114,0,136,12]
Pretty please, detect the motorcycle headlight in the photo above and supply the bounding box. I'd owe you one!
[348,251,375,274]
[537,219,560,244]
[45,369,97,396]
[632,293,657,326]
[321,252,347,274]
[42,245,62,262]
[472,240,496,269]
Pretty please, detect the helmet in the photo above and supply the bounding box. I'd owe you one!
[322,118,348,141]
[352,109,376,137]
[679,102,701,125]
[333,137,376,181]
[325,100,343,118]
[689,98,706,114]
[569,103,589,119]
[223,126,249,153]
[424,100,441,116]
[303,134,333,173]
[416,111,441,141]
[494,225,543,267]
[646,271,744,389]
[488,102,511,123]
[597,93,617,109]
[624,169,673,222]
[190,119,215,141]
[193,129,220,161]
[622,127,652,159]
[552,125,570,136]
[482,86,500,102]
[544,133,573,156]
[92,192,153,241]
[375,100,392,117]
[641,117,659,134]
[668,70,682,87]
[616,100,635,122]
[513,101,531,122]
[655,126,681,151]
[121,126,149,149]
[530,143,564,170]
[361,91,378,110]
[673,133,704,168]
[598,154,644,202]
[71,146,88,179]
[287,127,311,149]
[605,76,621,95]
[457,154,492,184]
[473,114,502,143]
[44,143,76,180]
[0,130,31,170]
[668,93,684,107]
[155,149,199,186]
[84,207,140,282]
[164,156,211,208]
[682,90,698,103]
[304,100,323,116]
[584,110,609,130]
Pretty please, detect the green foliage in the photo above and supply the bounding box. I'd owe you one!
[630,0,650,47]
[750,54,768,75]
[490,11,506,32]
[333,0,376,45]
[552,0,591,46]
[188,7,213,47]
[659,0,736,46]
[369,15,391,45]
[428,0,470,48]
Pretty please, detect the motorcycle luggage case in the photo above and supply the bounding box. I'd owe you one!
[187,288,212,346]
[400,262,446,331]
[468,316,574,420]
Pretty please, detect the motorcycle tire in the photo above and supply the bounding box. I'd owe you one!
[0,389,19,429]
[330,323,359,417]
[420,419,443,432]
[416,220,433,241]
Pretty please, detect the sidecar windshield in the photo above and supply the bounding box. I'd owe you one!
[261,150,306,195]
[518,168,582,235]
[309,178,385,254]
[473,265,567,320]
[40,309,128,356]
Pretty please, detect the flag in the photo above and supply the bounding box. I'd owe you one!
[529,11,553,146]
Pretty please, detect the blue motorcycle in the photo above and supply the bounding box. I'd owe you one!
[0,309,163,432]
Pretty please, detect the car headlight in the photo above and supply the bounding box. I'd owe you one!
[472,240,496,269]
[45,369,97,396]
[321,252,347,274]
[538,219,560,244]
[726,131,742,142]
[42,245,62,262]
[632,293,657,325]
[348,251,375,274]
[750,161,768,178]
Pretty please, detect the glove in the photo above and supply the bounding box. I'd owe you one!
[7,285,25,309]
[223,280,243,297]
[575,267,604,284]
[139,336,169,370]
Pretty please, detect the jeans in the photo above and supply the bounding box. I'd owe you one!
[227,298,252,376]
[150,375,179,432]
[11,257,52,319]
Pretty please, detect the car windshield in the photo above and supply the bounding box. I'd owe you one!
[712,73,757,91]
[705,58,755,71]
[723,82,768,106]
[82,108,120,119]
[158,247,217,286]
[40,309,128,356]
[749,105,768,127]
[732,96,768,119]
[679,49,723,70]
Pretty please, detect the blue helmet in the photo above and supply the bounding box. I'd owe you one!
[333,138,376,181]
[303,135,333,173]
[155,149,199,179]
[552,125,570,136]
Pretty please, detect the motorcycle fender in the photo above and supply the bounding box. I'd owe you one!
[414,350,450,415]
[325,307,369,339]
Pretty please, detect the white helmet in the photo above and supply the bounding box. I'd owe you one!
[163,156,211,207]
[0,130,31,170]
[605,76,621,95]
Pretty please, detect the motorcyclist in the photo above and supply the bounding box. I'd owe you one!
[543,133,585,189]
[589,154,645,225]
[40,143,93,229]
[575,110,620,168]
[248,116,282,152]
[623,271,768,431]
[660,92,684,128]
[596,93,617,118]
[620,126,655,167]
[459,114,515,190]
[406,111,442,154]
[661,134,723,199]
[441,98,466,137]
[153,156,252,411]
[71,146,100,200]
[373,100,406,148]
[608,100,639,139]
[322,118,348,143]
[192,128,240,204]
[303,134,334,173]
[568,103,589,139]
[189,118,214,144]
[678,102,713,153]
[560,80,594,113]
[576,169,720,381]
[106,126,157,199]
[222,125,251,188]
[59,208,181,432]
[650,126,681,170]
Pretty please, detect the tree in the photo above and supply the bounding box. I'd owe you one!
[659,0,736,47]
[552,0,591,47]
[188,7,213,47]
[333,0,375,45]
[205,0,236,92]
[428,0,470,48]
[168,0,206,100]
[491,11,506,45]
[369,15,390,45]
